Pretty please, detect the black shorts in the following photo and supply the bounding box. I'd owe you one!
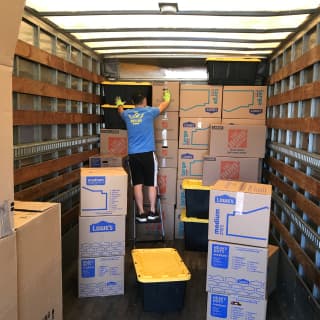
[129,151,158,186]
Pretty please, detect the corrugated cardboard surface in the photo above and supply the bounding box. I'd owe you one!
[0,65,14,216]
[155,139,178,168]
[157,167,177,205]
[80,167,128,216]
[154,111,179,140]
[0,233,17,320]
[79,256,124,298]
[152,81,180,111]
[267,244,279,296]
[177,149,208,179]
[174,208,184,239]
[14,203,62,320]
[100,129,128,156]
[222,86,267,120]
[202,157,261,186]
[208,181,272,247]
[0,0,25,67]
[79,215,126,257]
[209,124,267,158]
[89,154,125,167]
[176,179,185,209]
[179,118,219,149]
[206,241,268,299]
[180,84,222,118]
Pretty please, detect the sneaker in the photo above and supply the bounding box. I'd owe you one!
[148,211,160,221]
[136,213,147,223]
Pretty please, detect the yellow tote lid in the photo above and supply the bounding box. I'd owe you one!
[131,248,191,283]
[180,208,208,224]
[182,179,214,191]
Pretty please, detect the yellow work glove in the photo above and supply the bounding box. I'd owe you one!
[163,89,171,103]
[115,96,125,107]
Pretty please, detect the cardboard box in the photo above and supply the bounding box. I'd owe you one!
[208,180,272,247]
[206,241,268,300]
[222,86,267,120]
[89,154,125,167]
[14,202,62,320]
[209,124,267,158]
[178,149,207,179]
[174,208,184,239]
[179,118,219,149]
[207,293,267,320]
[0,66,14,229]
[100,129,128,156]
[152,81,180,111]
[202,156,262,186]
[267,245,279,296]
[80,167,128,216]
[79,215,126,258]
[157,167,177,204]
[79,256,124,297]
[154,111,179,140]
[180,84,222,118]
[136,203,175,240]
[0,233,17,320]
[155,139,178,168]
[176,179,185,209]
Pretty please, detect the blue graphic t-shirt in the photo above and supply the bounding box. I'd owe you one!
[121,107,160,154]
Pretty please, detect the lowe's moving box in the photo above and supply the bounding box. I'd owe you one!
[79,215,126,258]
[14,202,62,320]
[222,86,267,120]
[179,118,218,150]
[136,203,175,240]
[89,154,125,168]
[154,111,179,140]
[208,180,272,248]
[206,241,268,299]
[80,167,127,216]
[202,156,261,186]
[176,179,185,209]
[152,81,180,111]
[178,149,207,180]
[100,129,128,156]
[0,233,17,320]
[209,124,267,158]
[155,139,178,168]
[207,293,267,320]
[180,84,222,118]
[79,255,124,297]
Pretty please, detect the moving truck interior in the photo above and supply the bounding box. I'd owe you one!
[1,1,320,319]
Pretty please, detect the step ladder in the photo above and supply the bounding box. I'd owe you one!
[125,158,165,246]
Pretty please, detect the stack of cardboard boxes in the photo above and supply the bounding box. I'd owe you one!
[175,84,223,240]
[78,167,128,297]
[206,180,272,320]
[203,86,267,186]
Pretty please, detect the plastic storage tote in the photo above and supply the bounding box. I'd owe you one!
[182,179,213,219]
[180,208,208,252]
[131,248,191,312]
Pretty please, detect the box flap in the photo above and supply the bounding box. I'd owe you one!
[14,201,56,212]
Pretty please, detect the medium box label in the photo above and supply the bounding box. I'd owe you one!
[81,259,95,278]
[211,244,229,269]
[211,294,228,318]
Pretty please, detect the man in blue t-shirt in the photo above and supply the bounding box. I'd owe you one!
[117,90,171,223]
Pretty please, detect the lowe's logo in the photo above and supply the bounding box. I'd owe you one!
[183,121,196,128]
[249,109,263,115]
[215,195,236,205]
[181,153,194,159]
[90,221,116,233]
[86,176,105,185]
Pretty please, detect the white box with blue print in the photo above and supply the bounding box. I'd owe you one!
[207,293,267,320]
[206,241,268,300]
[80,167,127,216]
[208,180,272,248]
[79,215,125,258]
[78,255,124,297]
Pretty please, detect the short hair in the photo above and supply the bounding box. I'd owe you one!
[132,93,146,105]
